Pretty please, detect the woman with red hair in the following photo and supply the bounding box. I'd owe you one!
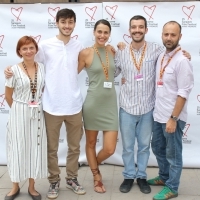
[4,36,47,200]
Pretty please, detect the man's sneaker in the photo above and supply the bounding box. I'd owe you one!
[153,186,178,200]
[147,176,165,186]
[47,181,60,199]
[137,178,151,194]
[119,179,134,193]
[66,178,86,195]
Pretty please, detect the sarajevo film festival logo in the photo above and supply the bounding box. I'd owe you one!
[48,7,60,21]
[85,6,97,21]
[183,124,190,137]
[0,94,5,107]
[31,35,41,44]
[105,5,118,20]
[143,5,156,20]
[0,35,4,49]
[11,7,23,21]
[71,35,78,40]
[123,34,131,44]
[182,5,195,20]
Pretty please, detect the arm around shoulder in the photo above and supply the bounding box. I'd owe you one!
[4,66,13,78]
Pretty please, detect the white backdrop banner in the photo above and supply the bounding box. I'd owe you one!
[0,2,200,168]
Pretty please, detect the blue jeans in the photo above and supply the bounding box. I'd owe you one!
[119,108,153,179]
[151,120,186,192]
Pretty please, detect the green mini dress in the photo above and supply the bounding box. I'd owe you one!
[83,47,118,131]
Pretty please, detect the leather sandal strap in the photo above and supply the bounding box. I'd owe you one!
[94,180,103,187]
[91,168,100,177]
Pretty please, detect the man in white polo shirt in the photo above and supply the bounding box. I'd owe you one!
[5,8,85,199]
[148,21,194,200]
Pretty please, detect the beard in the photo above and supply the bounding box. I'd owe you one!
[131,32,145,43]
[163,40,179,52]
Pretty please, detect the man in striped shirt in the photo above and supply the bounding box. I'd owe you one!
[114,15,189,195]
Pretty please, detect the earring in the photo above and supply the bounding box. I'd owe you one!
[92,35,95,41]
[108,36,112,43]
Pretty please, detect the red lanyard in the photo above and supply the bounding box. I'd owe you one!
[159,47,181,80]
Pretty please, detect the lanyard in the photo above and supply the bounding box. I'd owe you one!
[159,47,181,80]
[93,45,109,80]
[130,42,147,72]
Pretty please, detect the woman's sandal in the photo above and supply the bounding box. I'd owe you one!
[91,168,106,193]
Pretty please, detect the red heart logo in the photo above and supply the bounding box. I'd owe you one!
[48,7,60,21]
[0,94,5,107]
[85,6,97,21]
[71,35,78,40]
[105,5,118,20]
[182,5,195,20]
[197,95,200,102]
[0,35,4,49]
[31,35,41,44]
[183,123,190,137]
[143,5,156,20]
[11,7,23,21]
[123,34,131,44]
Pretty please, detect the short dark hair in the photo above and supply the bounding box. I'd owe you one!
[163,21,182,33]
[129,15,147,28]
[94,19,111,32]
[16,36,38,58]
[56,8,76,22]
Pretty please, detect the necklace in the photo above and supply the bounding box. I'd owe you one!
[130,41,147,72]
[159,47,181,80]
[93,45,109,80]
[22,62,37,102]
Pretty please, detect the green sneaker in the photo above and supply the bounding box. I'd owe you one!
[147,176,165,186]
[153,186,178,200]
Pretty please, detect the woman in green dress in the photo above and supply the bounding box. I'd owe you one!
[78,19,118,193]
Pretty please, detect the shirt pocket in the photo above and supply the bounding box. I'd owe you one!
[165,68,174,74]
[164,67,175,84]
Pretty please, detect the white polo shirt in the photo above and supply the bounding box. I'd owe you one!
[154,46,194,123]
[35,36,83,116]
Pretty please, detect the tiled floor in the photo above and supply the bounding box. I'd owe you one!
[0,164,200,200]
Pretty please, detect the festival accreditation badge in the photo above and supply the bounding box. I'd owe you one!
[104,82,112,88]
[28,101,39,108]
[157,80,163,88]
[135,74,143,81]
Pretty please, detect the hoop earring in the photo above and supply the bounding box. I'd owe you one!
[92,35,95,41]
[108,36,112,43]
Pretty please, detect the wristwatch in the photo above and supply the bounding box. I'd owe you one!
[171,115,178,121]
